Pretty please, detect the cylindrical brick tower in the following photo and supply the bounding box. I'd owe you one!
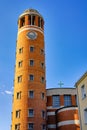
[11,9,46,130]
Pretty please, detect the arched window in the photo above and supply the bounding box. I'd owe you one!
[20,17,25,27]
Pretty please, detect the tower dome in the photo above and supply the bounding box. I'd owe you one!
[18,9,44,30]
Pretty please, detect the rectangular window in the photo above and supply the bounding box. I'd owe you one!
[41,62,44,69]
[41,93,45,100]
[18,61,23,68]
[29,15,31,25]
[19,48,23,54]
[32,15,35,25]
[41,77,45,83]
[42,110,45,119]
[30,60,34,66]
[42,124,46,130]
[28,109,34,117]
[20,17,25,27]
[29,91,34,98]
[16,110,20,118]
[29,75,34,81]
[17,92,21,99]
[30,46,34,52]
[28,123,34,130]
[18,76,22,83]
[64,95,71,106]
[84,108,87,124]
[15,124,20,130]
[81,85,86,99]
[38,17,40,27]
[41,49,44,55]
[53,95,60,107]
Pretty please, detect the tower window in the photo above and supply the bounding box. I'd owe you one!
[18,76,22,83]
[15,124,20,130]
[42,124,46,130]
[41,62,44,69]
[38,17,40,27]
[53,95,60,107]
[28,123,34,130]
[64,95,71,106]
[30,46,34,52]
[41,110,45,119]
[19,48,23,54]
[38,17,43,28]
[41,93,45,100]
[29,75,34,81]
[29,15,35,25]
[30,60,34,66]
[41,77,45,83]
[28,109,34,117]
[18,61,23,67]
[17,92,21,99]
[32,15,35,25]
[16,110,20,118]
[20,17,25,27]
[41,19,43,28]
[29,91,34,98]
[40,49,44,55]
[29,15,31,25]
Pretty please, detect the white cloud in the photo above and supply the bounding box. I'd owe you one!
[5,90,12,95]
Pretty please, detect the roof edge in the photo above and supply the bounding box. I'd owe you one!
[75,71,87,87]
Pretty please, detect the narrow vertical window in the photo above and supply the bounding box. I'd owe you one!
[29,74,34,81]
[53,95,60,107]
[29,15,31,25]
[38,17,40,27]
[41,49,44,55]
[15,124,20,130]
[81,85,86,99]
[41,19,43,28]
[17,92,21,99]
[41,77,45,83]
[16,110,20,118]
[29,91,34,98]
[20,17,25,27]
[28,109,34,117]
[64,95,71,106]
[32,16,35,25]
[18,61,23,68]
[41,62,44,69]
[30,46,34,52]
[84,108,87,124]
[41,93,45,100]
[42,124,46,130]
[18,76,22,83]
[30,60,34,66]
[19,48,23,54]
[28,123,34,130]
[41,110,45,119]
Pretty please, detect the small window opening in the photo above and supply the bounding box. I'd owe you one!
[20,17,25,27]
[32,16,35,25]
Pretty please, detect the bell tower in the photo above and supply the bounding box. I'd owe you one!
[11,9,46,130]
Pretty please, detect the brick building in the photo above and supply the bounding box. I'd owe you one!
[11,9,80,130]
[47,88,80,130]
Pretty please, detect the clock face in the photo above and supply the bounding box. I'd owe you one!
[27,31,37,40]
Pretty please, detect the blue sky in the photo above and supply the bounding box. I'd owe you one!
[0,0,87,129]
